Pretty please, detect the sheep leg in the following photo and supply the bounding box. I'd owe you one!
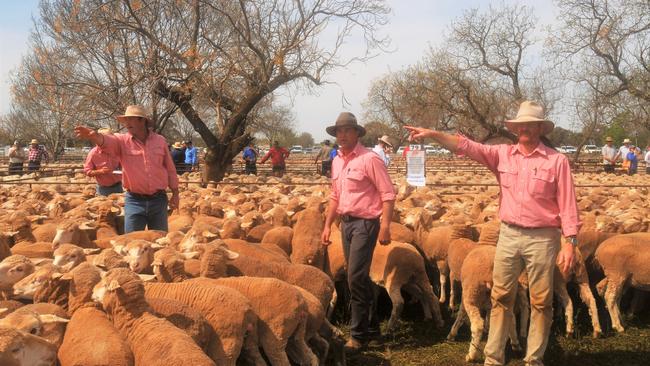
[386,284,405,334]
[516,283,530,340]
[259,330,291,366]
[554,278,574,337]
[604,278,626,333]
[286,320,319,366]
[240,327,267,366]
[449,278,458,311]
[577,281,602,338]
[437,260,448,304]
[464,303,484,362]
[307,333,329,366]
[627,289,647,319]
[425,283,445,328]
[327,289,338,320]
[447,302,466,341]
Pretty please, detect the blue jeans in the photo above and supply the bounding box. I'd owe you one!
[96,182,124,196]
[124,191,169,233]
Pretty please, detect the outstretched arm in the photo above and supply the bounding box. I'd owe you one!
[75,126,105,146]
[404,126,460,153]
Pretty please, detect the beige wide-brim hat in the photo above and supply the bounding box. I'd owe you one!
[605,136,613,142]
[505,101,554,135]
[172,142,183,149]
[30,139,39,144]
[623,138,631,144]
[116,105,152,125]
[378,135,393,147]
[326,112,366,137]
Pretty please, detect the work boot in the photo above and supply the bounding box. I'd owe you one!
[344,338,367,354]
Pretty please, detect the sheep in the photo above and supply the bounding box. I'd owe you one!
[0,255,35,299]
[147,297,213,351]
[58,306,135,366]
[92,268,216,366]
[290,207,325,268]
[261,226,294,256]
[116,240,161,274]
[30,262,102,315]
[594,233,650,333]
[92,249,129,270]
[52,244,99,272]
[200,242,335,311]
[151,247,197,282]
[177,222,221,253]
[0,326,57,366]
[246,222,275,243]
[221,238,290,264]
[0,300,24,317]
[0,303,69,347]
[51,221,96,249]
[13,264,60,301]
[94,230,166,250]
[190,276,319,366]
[0,233,11,261]
[10,241,55,259]
[143,280,263,366]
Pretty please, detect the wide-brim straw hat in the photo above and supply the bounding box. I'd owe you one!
[505,101,554,135]
[378,135,393,147]
[623,138,631,144]
[326,112,366,137]
[30,139,39,144]
[605,136,613,142]
[116,105,152,125]
[172,142,183,149]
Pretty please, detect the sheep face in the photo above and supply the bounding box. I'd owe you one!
[13,266,56,300]
[92,268,146,314]
[200,244,239,278]
[0,327,57,366]
[52,221,94,247]
[0,311,69,339]
[0,256,35,288]
[52,244,88,272]
[123,241,155,273]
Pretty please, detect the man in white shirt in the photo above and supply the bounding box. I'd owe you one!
[615,138,631,164]
[372,135,393,167]
[601,136,617,173]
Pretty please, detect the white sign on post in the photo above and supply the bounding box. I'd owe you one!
[406,147,426,187]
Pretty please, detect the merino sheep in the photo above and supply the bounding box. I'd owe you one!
[0,303,69,347]
[190,276,319,366]
[261,226,294,256]
[290,207,325,268]
[92,268,215,366]
[52,221,96,249]
[0,326,57,366]
[143,281,263,366]
[58,306,134,366]
[594,233,650,332]
[0,255,35,299]
[147,297,213,351]
[52,244,99,272]
[92,249,129,270]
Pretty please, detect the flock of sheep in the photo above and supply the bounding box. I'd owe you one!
[0,167,648,365]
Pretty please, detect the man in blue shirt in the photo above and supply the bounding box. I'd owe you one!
[242,142,258,175]
[184,140,198,172]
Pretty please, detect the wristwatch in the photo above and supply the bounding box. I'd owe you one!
[566,236,578,246]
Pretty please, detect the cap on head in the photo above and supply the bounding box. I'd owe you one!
[325,112,366,137]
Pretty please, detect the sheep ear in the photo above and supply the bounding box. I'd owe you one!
[151,259,162,266]
[110,206,120,213]
[180,251,200,260]
[203,230,219,238]
[79,221,96,230]
[107,280,121,291]
[137,274,156,282]
[60,272,74,280]
[113,245,125,255]
[4,231,19,238]
[51,272,64,280]
[155,237,170,245]
[150,243,164,250]
[39,314,69,324]
[83,248,101,255]
[222,248,239,260]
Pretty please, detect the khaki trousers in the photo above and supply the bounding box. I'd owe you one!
[484,223,560,366]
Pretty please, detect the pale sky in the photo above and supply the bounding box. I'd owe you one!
[0,0,561,142]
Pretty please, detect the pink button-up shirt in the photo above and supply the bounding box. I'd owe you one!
[330,142,396,219]
[101,132,179,195]
[83,146,122,187]
[457,136,581,237]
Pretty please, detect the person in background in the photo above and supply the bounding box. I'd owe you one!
[601,136,617,173]
[27,139,49,171]
[329,143,339,161]
[170,142,186,175]
[615,138,631,166]
[405,101,580,366]
[242,142,258,175]
[321,112,395,354]
[260,140,290,177]
[7,140,25,175]
[626,145,639,175]
[84,128,123,196]
[644,146,650,175]
[184,140,198,172]
[372,135,393,167]
[74,104,179,233]
[315,140,333,177]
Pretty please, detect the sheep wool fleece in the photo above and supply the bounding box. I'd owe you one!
[483,223,560,366]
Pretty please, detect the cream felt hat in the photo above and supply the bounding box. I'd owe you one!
[505,101,554,135]
[116,105,152,125]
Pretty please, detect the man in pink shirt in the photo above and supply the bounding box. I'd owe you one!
[75,105,179,233]
[406,101,580,366]
[83,128,123,196]
[321,112,395,353]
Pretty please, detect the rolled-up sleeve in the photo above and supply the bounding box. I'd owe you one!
[366,154,396,202]
[455,135,501,173]
[556,158,581,237]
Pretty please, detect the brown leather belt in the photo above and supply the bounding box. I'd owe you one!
[341,214,378,223]
[502,221,556,230]
[127,190,166,200]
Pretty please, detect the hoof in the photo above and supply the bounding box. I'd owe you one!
[510,343,522,353]
[593,330,602,339]
[465,353,480,363]
[447,332,456,341]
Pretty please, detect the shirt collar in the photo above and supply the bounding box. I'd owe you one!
[511,141,548,157]
[338,142,364,159]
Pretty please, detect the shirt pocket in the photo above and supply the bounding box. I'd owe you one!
[345,169,367,192]
[497,164,518,188]
[528,168,556,196]
[150,147,167,166]
[123,148,142,166]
